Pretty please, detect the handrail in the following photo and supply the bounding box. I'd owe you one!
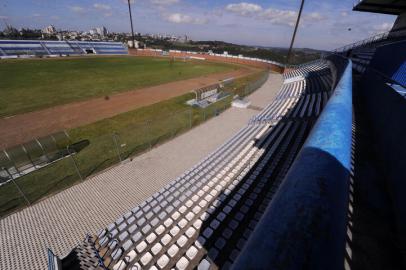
[334,31,390,53]
[233,60,353,270]
[333,39,406,88]
[333,29,406,53]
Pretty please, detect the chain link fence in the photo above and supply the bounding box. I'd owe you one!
[242,72,269,97]
[0,72,268,218]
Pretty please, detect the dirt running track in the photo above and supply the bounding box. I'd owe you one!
[0,66,258,149]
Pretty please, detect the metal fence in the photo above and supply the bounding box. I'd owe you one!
[0,72,269,218]
[242,72,269,97]
[0,101,230,217]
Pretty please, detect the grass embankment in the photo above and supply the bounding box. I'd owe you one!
[0,69,269,218]
[0,56,235,117]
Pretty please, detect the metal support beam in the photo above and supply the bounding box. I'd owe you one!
[127,0,136,49]
[286,0,305,65]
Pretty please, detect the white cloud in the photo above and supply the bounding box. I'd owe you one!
[341,11,348,17]
[50,15,60,20]
[32,13,42,17]
[151,0,180,6]
[260,8,298,26]
[69,6,85,14]
[212,9,224,18]
[306,12,324,22]
[225,2,262,16]
[226,3,325,27]
[301,12,326,26]
[0,15,9,20]
[373,22,394,33]
[94,3,111,10]
[164,13,208,25]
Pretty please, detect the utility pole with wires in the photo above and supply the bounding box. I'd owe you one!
[127,0,136,49]
[286,0,305,66]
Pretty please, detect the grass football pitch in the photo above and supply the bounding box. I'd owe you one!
[0,56,235,117]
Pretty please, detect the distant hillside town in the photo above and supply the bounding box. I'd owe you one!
[0,23,324,64]
[0,23,189,47]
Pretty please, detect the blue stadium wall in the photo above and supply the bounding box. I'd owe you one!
[0,40,128,57]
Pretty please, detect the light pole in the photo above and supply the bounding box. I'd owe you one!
[286,0,305,66]
[127,0,136,49]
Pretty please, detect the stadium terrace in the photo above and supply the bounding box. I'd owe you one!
[0,0,405,270]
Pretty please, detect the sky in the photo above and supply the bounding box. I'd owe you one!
[0,0,398,50]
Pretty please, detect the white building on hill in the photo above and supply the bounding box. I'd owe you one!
[42,25,56,34]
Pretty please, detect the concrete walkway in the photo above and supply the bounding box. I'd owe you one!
[0,74,282,270]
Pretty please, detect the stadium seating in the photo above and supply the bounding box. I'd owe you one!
[0,40,128,58]
[41,40,78,55]
[53,58,350,270]
[0,40,49,56]
[249,60,332,125]
[69,41,129,55]
[393,62,406,86]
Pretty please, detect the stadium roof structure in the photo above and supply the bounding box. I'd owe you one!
[353,0,406,15]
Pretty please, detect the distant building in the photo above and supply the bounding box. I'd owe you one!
[88,27,108,37]
[179,35,189,43]
[127,40,140,49]
[89,28,97,35]
[68,31,79,39]
[42,25,56,34]
[3,25,18,36]
[96,26,108,37]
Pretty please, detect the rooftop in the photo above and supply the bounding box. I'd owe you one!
[353,0,406,15]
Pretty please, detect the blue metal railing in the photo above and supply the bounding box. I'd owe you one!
[233,60,353,270]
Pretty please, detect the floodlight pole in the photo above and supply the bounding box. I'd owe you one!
[127,0,136,49]
[286,0,305,65]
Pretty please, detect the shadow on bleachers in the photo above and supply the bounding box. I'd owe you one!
[195,62,336,268]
